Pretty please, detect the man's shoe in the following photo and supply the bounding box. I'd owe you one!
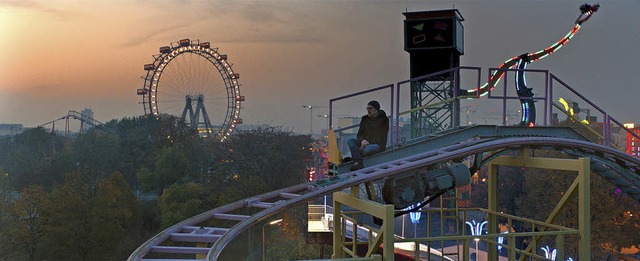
[350,161,364,171]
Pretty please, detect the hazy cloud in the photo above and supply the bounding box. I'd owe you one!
[119,0,328,46]
[213,1,327,44]
[0,0,40,9]
[0,0,80,21]
[117,22,195,48]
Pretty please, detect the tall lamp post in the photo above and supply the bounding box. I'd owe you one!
[302,105,328,135]
[302,105,315,135]
[262,219,283,261]
[317,114,329,137]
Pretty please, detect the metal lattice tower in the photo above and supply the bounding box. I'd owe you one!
[404,9,464,137]
[410,77,459,137]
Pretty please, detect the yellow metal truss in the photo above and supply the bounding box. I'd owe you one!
[331,147,592,260]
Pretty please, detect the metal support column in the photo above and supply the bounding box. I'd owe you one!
[489,149,591,260]
[332,191,395,260]
[333,196,344,259]
[487,160,499,260]
[578,157,591,260]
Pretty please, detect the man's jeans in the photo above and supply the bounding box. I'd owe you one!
[348,138,382,161]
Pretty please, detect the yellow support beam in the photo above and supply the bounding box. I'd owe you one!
[196,242,207,259]
[333,192,395,261]
[329,147,591,261]
[490,153,587,172]
[578,157,591,261]
[489,148,591,260]
[333,196,344,259]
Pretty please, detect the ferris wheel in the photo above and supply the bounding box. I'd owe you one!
[137,39,244,142]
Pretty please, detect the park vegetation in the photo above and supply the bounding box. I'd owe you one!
[0,115,314,260]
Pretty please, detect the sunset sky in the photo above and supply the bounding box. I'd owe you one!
[1,0,638,134]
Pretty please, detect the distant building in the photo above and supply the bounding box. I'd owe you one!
[337,117,360,134]
[80,108,95,132]
[396,117,412,142]
[607,124,625,148]
[0,124,24,136]
[624,123,640,158]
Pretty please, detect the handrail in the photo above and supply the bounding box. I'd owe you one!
[328,83,394,140]
[551,102,608,146]
[324,67,640,154]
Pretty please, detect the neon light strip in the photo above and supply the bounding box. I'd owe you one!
[464,6,596,98]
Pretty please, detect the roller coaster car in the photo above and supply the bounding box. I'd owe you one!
[382,162,471,210]
[580,3,599,13]
[516,87,534,97]
[323,130,471,210]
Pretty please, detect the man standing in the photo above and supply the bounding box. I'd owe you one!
[347,100,389,171]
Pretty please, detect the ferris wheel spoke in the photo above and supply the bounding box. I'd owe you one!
[158,82,225,101]
[167,63,192,94]
[203,97,228,101]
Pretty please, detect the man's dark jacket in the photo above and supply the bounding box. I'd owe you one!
[356,110,389,150]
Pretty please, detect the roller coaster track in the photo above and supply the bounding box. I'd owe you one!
[461,4,599,127]
[128,130,640,260]
[39,110,103,129]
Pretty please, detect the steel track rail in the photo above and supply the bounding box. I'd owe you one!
[129,136,640,261]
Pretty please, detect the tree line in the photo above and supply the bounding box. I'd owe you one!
[0,115,313,260]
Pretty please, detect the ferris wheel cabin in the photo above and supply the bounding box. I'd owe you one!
[179,38,190,47]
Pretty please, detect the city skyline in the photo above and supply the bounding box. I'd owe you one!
[1,0,638,134]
